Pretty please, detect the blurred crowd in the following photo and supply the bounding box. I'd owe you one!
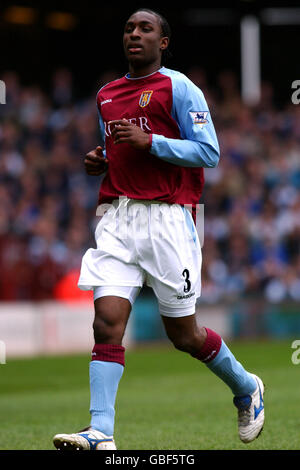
[0,66,299,303]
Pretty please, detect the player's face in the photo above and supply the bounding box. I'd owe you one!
[123,11,168,70]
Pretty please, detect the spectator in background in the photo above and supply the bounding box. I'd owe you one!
[0,67,299,303]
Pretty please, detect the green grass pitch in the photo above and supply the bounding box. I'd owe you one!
[0,340,298,450]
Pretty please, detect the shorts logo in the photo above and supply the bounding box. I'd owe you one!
[189,111,209,128]
[177,292,195,300]
[139,90,153,108]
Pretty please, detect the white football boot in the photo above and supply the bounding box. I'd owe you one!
[53,426,116,450]
[233,374,265,443]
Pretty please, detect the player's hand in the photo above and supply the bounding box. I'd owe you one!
[109,119,151,150]
[84,146,108,175]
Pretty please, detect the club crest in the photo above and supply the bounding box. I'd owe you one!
[139,90,153,108]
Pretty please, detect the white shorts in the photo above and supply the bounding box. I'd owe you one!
[78,198,202,317]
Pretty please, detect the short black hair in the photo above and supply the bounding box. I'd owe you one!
[131,8,172,64]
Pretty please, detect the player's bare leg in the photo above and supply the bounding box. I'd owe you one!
[161,314,207,354]
[53,296,131,450]
[161,313,264,443]
[93,295,132,345]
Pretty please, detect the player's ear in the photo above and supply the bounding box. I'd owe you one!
[160,36,169,51]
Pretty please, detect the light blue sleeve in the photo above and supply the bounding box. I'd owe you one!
[150,69,220,168]
[88,104,107,186]
[97,108,107,159]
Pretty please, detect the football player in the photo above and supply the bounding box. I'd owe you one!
[53,8,264,450]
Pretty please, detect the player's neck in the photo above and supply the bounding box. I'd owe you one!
[128,61,162,78]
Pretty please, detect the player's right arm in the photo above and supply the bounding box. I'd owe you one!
[84,146,108,175]
[84,106,108,176]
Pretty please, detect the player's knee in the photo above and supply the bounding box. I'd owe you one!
[169,328,206,354]
[93,317,124,344]
[93,311,125,345]
[171,338,191,353]
[168,334,194,353]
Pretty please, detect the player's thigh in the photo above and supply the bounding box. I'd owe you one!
[78,202,144,291]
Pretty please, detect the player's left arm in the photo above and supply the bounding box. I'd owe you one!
[109,118,150,150]
[150,76,220,168]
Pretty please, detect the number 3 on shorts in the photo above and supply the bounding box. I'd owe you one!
[182,268,191,293]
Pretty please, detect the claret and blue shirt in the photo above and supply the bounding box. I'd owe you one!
[96,67,220,207]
